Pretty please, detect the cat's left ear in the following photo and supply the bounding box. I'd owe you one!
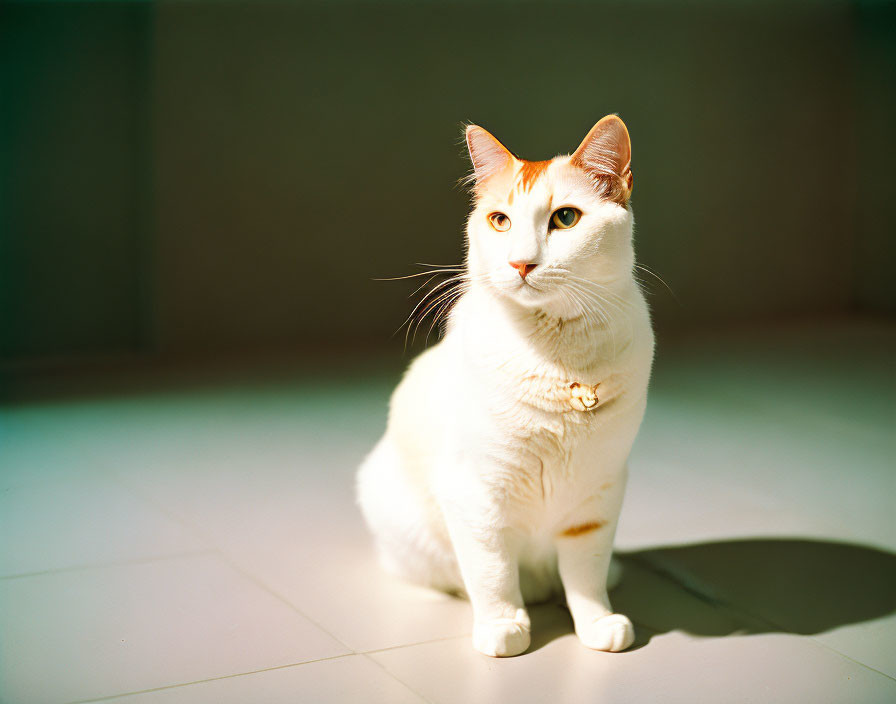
[571,115,633,205]
[465,124,515,192]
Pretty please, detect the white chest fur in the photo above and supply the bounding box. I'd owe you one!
[428,287,654,530]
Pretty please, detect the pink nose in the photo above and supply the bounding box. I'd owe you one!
[509,261,536,279]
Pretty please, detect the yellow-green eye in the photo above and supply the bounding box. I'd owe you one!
[551,207,581,230]
[488,212,511,232]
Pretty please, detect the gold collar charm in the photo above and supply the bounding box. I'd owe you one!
[569,382,600,411]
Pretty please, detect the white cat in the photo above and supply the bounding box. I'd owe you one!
[357,116,654,657]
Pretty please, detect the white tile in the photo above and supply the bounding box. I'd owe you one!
[371,630,896,704]
[616,455,833,551]
[624,393,895,550]
[3,323,892,704]
[0,478,207,577]
[0,554,349,704]
[121,454,475,653]
[105,395,475,654]
[814,614,896,679]
[0,402,117,490]
[228,535,476,654]
[91,655,424,704]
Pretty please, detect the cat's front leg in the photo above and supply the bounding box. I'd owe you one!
[443,511,530,657]
[555,489,634,652]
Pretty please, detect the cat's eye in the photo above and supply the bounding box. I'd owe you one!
[550,207,581,230]
[488,212,511,232]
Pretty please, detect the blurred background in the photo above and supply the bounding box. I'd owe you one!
[1,0,894,387]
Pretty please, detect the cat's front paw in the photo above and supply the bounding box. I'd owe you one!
[577,613,634,652]
[473,613,531,657]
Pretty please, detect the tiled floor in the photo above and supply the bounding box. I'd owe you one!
[1,321,894,704]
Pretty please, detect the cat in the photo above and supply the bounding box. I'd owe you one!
[357,115,654,657]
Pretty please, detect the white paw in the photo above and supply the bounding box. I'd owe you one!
[577,613,635,652]
[473,613,531,657]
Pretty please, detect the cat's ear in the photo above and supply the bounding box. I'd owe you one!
[571,115,633,205]
[465,125,515,191]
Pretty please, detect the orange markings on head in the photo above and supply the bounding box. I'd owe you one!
[559,520,607,538]
[516,159,551,192]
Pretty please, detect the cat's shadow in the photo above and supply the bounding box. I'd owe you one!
[526,538,896,653]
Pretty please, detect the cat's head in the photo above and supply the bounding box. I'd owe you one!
[464,116,635,317]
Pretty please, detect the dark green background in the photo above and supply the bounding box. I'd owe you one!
[1,0,894,364]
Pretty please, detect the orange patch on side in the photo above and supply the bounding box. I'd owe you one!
[517,159,550,192]
[559,520,607,538]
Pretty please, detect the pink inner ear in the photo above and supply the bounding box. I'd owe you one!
[466,125,515,187]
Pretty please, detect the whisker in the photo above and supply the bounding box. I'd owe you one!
[414,262,465,269]
[563,279,619,355]
[401,272,485,349]
[563,277,628,318]
[562,274,631,310]
[634,263,680,304]
[395,275,468,345]
[408,273,442,299]
[424,287,464,346]
[412,283,467,346]
[373,268,465,281]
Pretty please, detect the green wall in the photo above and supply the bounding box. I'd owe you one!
[0,2,153,359]
[1,0,892,362]
[855,0,896,314]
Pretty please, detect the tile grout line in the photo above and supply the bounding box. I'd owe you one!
[359,632,478,704]
[361,633,470,657]
[64,654,358,704]
[0,465,375,698]
[0,549,217,581]
[220,557,474,703]
[800,640,896,683]
[103,465,487,704]
[3,459,388,701]
[102,452,896,688]
[361,653,435,704]
[105,471,362,654]
[215,550,358,651]
[20,471,894,691]
[68,635,476,703]
[66,634,479,704]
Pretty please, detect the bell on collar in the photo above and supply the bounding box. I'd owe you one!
[569,382,599,411]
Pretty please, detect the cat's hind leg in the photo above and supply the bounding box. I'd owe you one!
[356,438,463,594]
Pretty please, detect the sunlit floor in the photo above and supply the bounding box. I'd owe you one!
[1,321,894,704]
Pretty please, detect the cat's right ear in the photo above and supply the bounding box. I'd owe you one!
[465,125,515,191]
